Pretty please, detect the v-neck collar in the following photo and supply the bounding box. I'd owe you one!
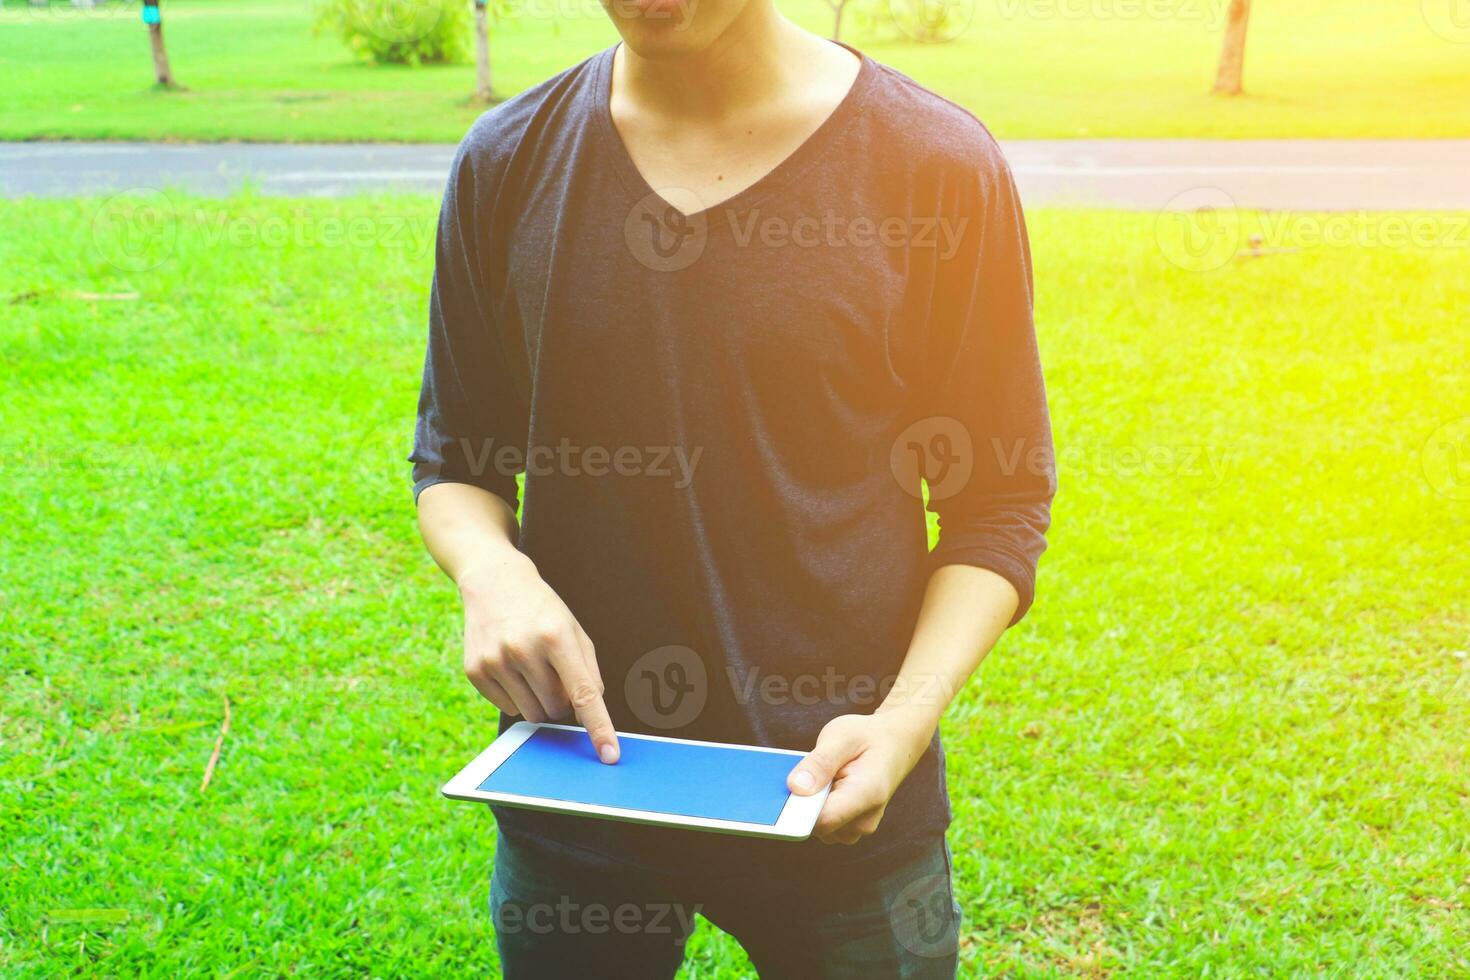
[591,41,876,224]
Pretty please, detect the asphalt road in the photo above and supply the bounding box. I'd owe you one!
[4,140,1470,210]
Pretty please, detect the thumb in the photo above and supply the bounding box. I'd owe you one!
[788,719,864,796]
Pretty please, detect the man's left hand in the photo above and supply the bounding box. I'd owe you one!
[786,708,938,845]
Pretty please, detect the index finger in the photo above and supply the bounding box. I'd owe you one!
[551,645,620,765]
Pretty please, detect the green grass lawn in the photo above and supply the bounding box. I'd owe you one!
[4,0,1470,141]
[2,197,1468,975]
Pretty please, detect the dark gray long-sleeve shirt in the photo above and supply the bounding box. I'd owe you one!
[412,46,1055,877]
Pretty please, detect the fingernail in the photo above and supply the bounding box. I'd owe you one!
[792,770,814,792]
[599,744,618,765]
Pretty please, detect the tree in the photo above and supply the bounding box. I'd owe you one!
[141,0,179,88]
[1212,0,1251,96]
[473,0,492,103]
[824,0,855,42]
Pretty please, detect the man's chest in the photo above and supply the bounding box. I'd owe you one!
[496,182,917,393]
[484,175,932,463]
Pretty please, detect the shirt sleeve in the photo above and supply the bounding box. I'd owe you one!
[410,140,526,511]
[921,152,1056,624]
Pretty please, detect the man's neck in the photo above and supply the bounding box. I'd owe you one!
[612,9,850,122]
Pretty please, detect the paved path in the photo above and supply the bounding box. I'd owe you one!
[4,140,1470,209]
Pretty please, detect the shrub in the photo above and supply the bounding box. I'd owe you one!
[315,0,470,66]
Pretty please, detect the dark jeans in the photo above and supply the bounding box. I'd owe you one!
[489,833,961,980]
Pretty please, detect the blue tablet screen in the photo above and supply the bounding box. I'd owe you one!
[479,727,797,825]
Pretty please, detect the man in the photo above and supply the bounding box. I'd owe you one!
[410,0,1054,971]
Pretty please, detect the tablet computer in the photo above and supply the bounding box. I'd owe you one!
[442,722,829,840]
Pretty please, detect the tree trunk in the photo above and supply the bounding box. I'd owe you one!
[474,0,493,103]
[1212,0,1251,95]
[829,0,845,42]
[148,23,176,88]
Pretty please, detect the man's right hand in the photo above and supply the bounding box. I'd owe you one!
[457,552,621,764]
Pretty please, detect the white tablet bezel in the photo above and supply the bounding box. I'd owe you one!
[441,722,830,841]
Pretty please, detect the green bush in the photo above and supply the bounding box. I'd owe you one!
[315,0,470,65]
